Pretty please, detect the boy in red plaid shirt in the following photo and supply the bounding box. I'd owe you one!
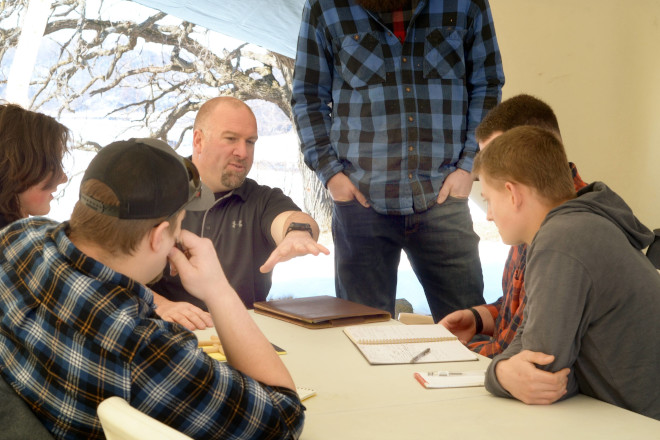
[440,94,587,357]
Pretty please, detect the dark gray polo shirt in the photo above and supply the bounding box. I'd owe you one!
[152,178,300,309]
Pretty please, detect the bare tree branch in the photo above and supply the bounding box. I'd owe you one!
[0,0,331,228]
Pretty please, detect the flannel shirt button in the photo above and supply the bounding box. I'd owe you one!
[402,57,407,63]
[408,173,413,179]
[353,34,359,40]
[408,116,413,122]
[405,87,411,92]
[408,145,413,151]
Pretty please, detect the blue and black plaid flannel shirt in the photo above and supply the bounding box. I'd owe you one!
[292,0,505,215]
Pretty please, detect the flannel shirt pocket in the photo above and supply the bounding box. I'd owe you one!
[337,32,386,89]
[424,28,466,80]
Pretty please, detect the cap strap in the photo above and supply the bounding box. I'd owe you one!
[79,193,120,217]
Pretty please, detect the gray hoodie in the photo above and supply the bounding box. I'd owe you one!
[485,182,660,420]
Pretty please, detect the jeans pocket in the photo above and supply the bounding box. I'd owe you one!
[333,198,360,208]
[338,32,386,89]
[423,28,466,80]
[444,195,469,204]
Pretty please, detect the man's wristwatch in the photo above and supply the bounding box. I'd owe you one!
[285,222,313,238]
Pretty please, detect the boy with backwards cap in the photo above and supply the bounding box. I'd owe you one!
[0,138,305,439]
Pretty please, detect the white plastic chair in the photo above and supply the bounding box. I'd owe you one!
[97,396,192,440]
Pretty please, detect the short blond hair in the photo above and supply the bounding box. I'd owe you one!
[69,180,179,256]
[474,126,576,205]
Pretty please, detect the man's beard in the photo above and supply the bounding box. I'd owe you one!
[221,169,248,190]
[355,0,410,12]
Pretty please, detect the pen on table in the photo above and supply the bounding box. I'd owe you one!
[410,347,431,363]
[427,370,486,376]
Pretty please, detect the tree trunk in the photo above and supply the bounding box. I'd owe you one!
[6,0,52,106]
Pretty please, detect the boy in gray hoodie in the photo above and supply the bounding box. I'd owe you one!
[476,126,660,420]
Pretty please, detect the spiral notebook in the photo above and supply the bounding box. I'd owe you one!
[343,324,478,365]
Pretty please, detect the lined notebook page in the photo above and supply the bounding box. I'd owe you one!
[343,325,478,364]
[354,341,477,364]
[344,324,457,345]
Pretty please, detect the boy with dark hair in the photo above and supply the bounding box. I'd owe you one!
[474,93,562,144]
[440,94,588,357]
[476,126,660,420]
[0,138,305,439]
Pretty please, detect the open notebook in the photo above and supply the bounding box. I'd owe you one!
[343,324,478,365]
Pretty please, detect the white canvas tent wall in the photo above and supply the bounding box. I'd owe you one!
[6,0,306,107]
[131,0,306,58]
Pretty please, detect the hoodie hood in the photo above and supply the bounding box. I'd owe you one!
[544,181,654,251]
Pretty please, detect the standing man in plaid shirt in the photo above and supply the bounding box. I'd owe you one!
[440,94,588,357]
[291,0,505,321]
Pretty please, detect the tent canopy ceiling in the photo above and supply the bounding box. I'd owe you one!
[131,0,306,59]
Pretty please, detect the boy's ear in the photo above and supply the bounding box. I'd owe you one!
[504,181,524,211]
[149,221,171,252]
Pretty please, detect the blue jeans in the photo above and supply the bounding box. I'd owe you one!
[332,197,485,322]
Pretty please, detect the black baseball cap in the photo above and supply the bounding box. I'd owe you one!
[79,138,213,219]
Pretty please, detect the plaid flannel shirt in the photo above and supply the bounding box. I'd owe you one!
[0,219,304,440]
[470,163,588,357]
[292,0,505,215]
